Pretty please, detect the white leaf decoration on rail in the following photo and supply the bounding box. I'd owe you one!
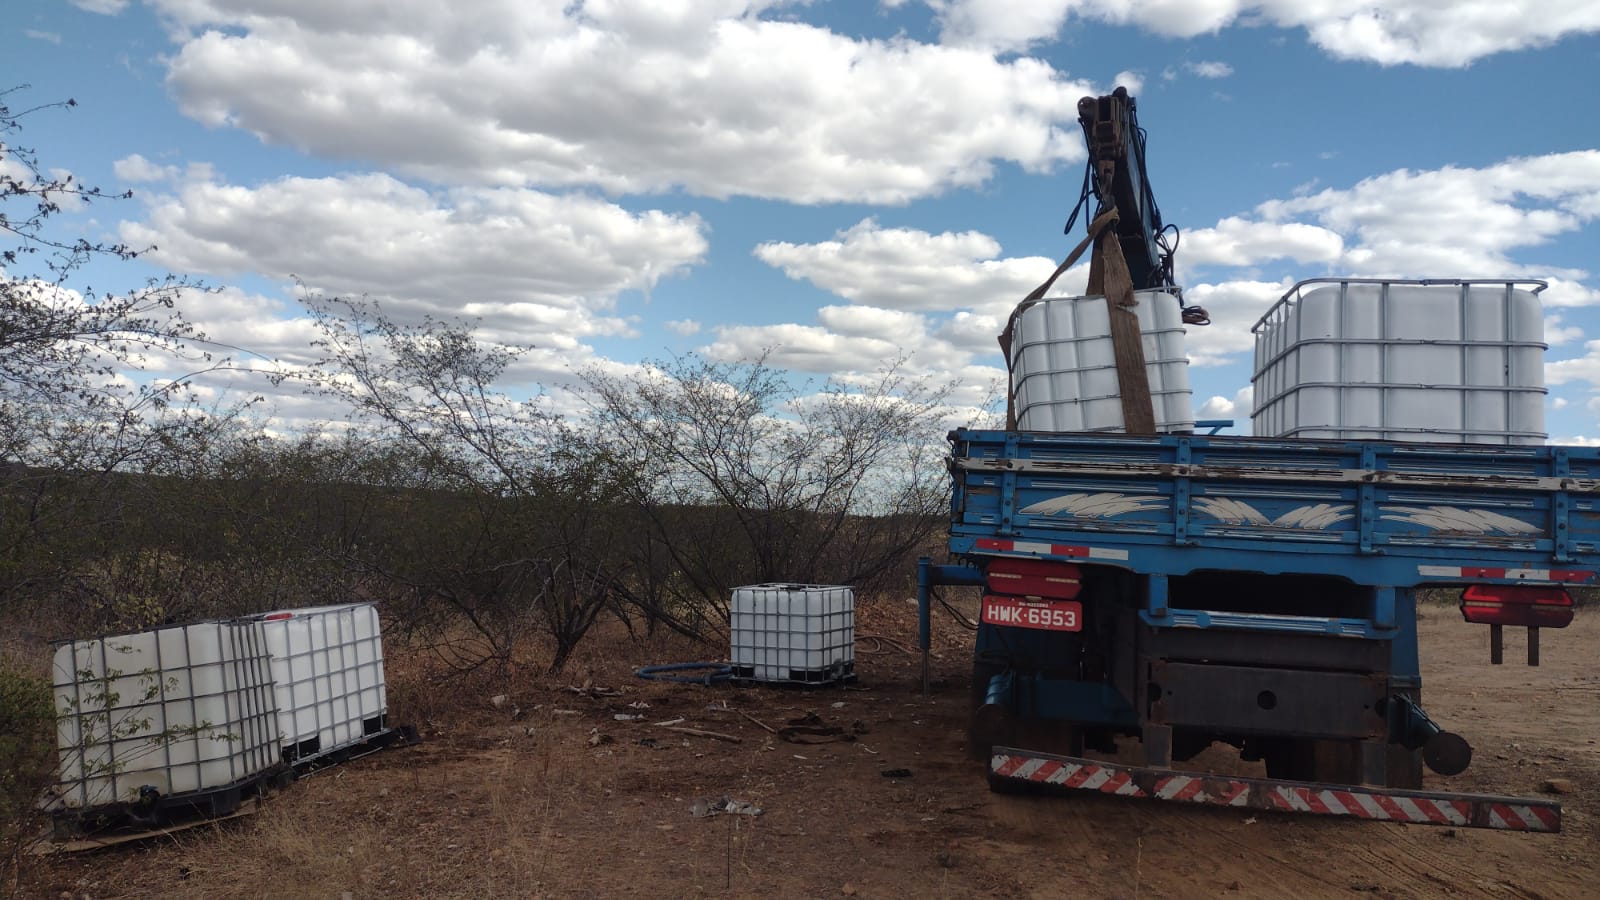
[1381,506,1541,535]
[1193,497,1271,526]
[1195,498,1353,530]
[1020,492,1167,519]
[1272,503,1355,530]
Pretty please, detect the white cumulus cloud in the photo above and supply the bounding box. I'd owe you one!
[753,218,1076,312]
[70,0,127,13]
[117,171,709,379]
[923,1,1600,66]
[151,0,1096,204]
[1547,340,1600,387]
[1188,60,1233,78]
[1179,152,1600,317]
[1177,280,1291,367]
[1181,217,1344,269]
[1197,385,1254,431]
[113,154,178,183]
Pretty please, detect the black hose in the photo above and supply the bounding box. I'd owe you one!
[934,586,980,631]
[634,662,734,686]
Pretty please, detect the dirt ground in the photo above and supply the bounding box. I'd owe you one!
[19,599,1600,900]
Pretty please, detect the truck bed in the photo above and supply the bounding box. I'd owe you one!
[950,429,1600,590]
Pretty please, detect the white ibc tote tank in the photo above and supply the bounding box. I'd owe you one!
[52,619,281,810]
[730,584,855,683]
[1010,289,1195,433]
[1251,279,1547,444]
[256,603,388,763]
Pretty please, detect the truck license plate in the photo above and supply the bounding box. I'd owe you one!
[981,596,1082,632]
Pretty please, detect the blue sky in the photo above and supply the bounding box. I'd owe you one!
[11,1,1600,442]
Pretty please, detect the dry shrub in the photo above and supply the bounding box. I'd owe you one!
[0,661,54,890]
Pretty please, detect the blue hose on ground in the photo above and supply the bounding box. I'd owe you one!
[634,662,734,686]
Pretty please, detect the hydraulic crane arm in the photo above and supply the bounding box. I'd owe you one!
[1002,87,1203,435]
[1076,87,1175,293]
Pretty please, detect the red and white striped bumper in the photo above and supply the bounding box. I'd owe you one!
[990,748,1561,833]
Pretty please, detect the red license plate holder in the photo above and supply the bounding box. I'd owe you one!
[980,595,1083,632]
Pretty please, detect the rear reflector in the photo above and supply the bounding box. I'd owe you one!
[985,558,1082,600]
[1460,585,1574,628]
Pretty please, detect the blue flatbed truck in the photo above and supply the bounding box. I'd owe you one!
[916,429,1598,832]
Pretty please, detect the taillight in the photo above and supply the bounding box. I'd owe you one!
[985,559,1082,600]
[1459,585,1574,628]
[263,612,294,621]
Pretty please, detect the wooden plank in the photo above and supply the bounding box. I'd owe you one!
[664,725,742,743]
[1095,227,1157,434]
[1001,209,1118,430]
[31,798,261,855]
[736,710,779,734]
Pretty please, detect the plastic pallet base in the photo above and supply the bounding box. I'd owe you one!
[49,764,291,840]
[730,663,856,686]
[33,797,264,855]
[285,714,391,765]
[290,723,421,775]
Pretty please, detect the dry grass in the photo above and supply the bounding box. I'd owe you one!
[22,599,1600,898]
[10,597,929,899]
[180,797,390,898]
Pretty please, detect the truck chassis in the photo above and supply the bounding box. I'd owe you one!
[919,429,1598,833]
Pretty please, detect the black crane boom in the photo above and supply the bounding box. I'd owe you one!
[1075,87,1176,293]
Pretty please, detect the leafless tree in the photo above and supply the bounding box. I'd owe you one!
[1,87,221,430]
[583,353,953,637]
[291,295,635,674]
[0,86,252,628]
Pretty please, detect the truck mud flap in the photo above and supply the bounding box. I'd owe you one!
[989,747,1560,833]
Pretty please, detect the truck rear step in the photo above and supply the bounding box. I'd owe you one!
[989,747,1560,832]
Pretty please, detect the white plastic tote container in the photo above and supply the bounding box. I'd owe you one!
[52,620,280,810]
[1252,279,1547,444]
[257,603,387,763]
[1011,289,1195,433]
[730,584,855,683]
